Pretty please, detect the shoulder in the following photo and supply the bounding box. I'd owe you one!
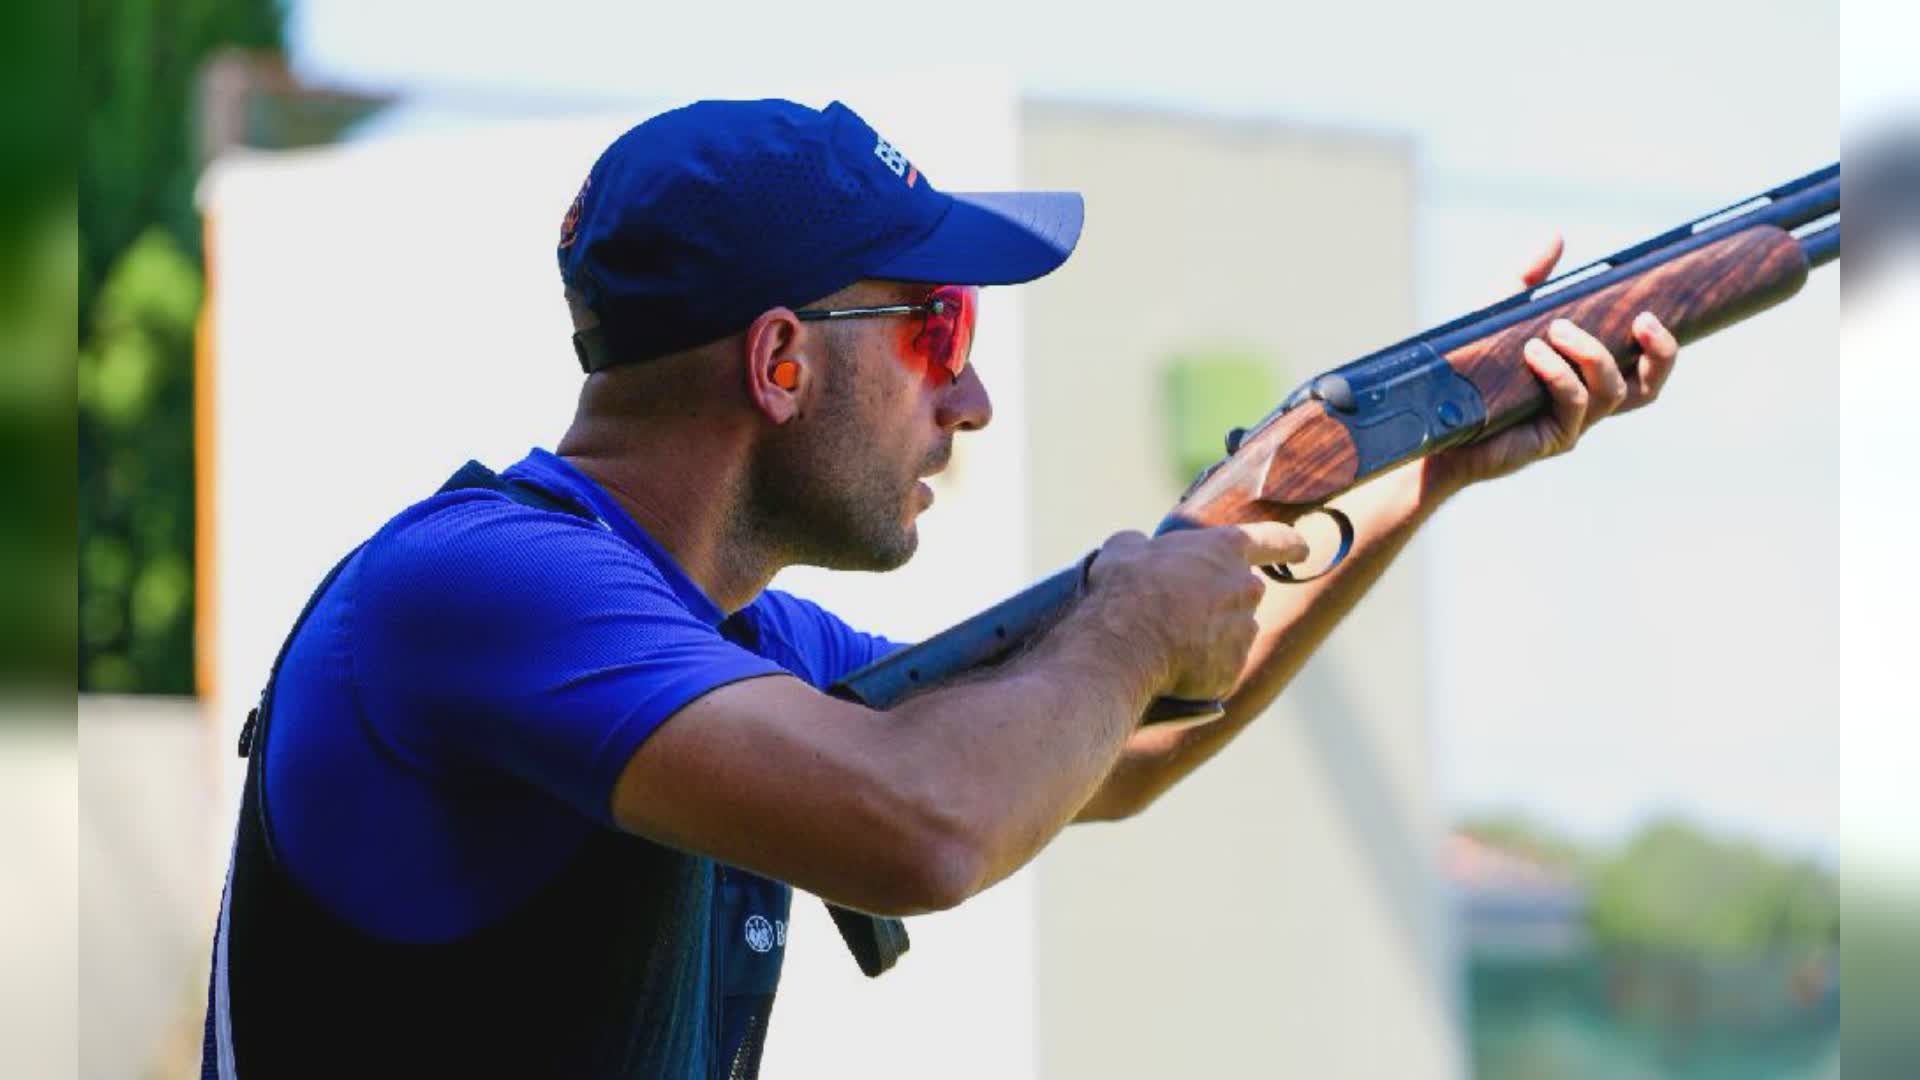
[745,590,904,689]
[355,489,677,633]
[351,488,706,664]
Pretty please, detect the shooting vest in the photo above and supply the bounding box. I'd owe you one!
[200,462,904,1079]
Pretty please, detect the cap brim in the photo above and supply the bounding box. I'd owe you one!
[865,190,1084,285]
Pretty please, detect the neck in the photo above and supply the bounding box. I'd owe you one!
[556,416,783,614]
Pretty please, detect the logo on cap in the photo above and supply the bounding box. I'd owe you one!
[873,137,918,188]
[559,177,590,249]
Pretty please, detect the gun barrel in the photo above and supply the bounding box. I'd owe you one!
[1426,166,1837,357]
[1799,220,1841,267]
[1699,164,1839,234]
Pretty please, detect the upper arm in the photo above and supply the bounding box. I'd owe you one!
[355,498,786,823]
[609,675,970,916]
[360,516,958,912]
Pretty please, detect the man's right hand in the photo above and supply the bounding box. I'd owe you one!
[1082,522,1308,703]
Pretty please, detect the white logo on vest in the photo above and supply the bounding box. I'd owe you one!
[744,914,776,953]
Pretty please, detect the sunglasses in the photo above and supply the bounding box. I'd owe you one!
[793,285,979,380]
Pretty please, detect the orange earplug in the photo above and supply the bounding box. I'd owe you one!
[771,360,800,390]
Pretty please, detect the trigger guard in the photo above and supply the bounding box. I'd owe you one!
[1261,506,1356,585]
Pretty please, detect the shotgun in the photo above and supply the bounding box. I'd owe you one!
[822,163,1839,978]
[833,163,1838,724]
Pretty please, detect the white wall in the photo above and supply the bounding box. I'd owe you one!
[1,717,77,1080]
[1021,107,1461,1078]
[78,696,210,1080]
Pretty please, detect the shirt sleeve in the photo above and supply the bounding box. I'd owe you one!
[745,589,908,689]
[351,494,788,825]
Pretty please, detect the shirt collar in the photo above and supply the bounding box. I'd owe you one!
[504,447,732,627]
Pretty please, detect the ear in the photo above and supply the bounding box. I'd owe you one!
[742,307,810,423]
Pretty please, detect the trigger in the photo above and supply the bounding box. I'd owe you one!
[1260,506,1357,585]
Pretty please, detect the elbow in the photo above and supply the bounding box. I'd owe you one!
[862,773,993,916]
[841,824,984,918]
[895,829,989,915]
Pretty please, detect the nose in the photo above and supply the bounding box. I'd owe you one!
[936,364,993,432]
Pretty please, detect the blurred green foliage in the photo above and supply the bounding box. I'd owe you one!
[79,0,285,692]
[1588,820,1838,956]
[1844,882,1920,1078]
[1459,816,1838,955]
[0,208,79,694]
[0,0,75,696]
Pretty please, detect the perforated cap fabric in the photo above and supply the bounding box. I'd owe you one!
[557,99,1084,368]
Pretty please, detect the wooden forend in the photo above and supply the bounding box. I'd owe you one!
[1447,225,1810,431]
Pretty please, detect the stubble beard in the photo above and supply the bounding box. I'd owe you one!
[747,351,924,573]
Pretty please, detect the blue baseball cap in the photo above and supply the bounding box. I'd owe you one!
[558,99,1084,372]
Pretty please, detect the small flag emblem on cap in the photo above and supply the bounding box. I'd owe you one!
[559,177,589,249]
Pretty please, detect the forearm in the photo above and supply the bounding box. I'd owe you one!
[1070,239,1685,823]
[888,588,1165,892]
[1078,462,1449,820]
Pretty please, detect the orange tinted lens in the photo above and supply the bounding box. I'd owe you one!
[919,285,978,377]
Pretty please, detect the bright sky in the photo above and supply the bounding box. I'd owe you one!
[292,0,1834,207]
[288,0,1845,855]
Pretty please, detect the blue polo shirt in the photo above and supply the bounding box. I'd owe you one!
[263,447,901,948]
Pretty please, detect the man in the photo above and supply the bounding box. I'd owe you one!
[201,99,1679,1078]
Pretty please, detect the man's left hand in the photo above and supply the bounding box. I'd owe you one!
[1422,234,1682,499]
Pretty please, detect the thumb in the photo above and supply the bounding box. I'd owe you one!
[1516,233,1565,291]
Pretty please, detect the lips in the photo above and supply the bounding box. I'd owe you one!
[912,447,946,516]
